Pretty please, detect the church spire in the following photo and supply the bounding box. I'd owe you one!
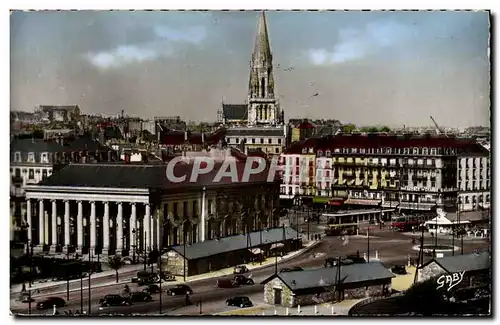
[252,11,272,65]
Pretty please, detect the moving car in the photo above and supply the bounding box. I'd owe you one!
[279,267,304,273]
[36,297,66,310]
[166,284,193,296]
[98,295,132,307]
[391,265,407,275]
[233,265,249,274]
[217,279,240,288]
[233,275,255,285]
[142,284,161,294]
[226,296,253,308]
[130,292,153,302]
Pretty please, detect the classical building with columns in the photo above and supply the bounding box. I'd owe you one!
[23,161,280,258]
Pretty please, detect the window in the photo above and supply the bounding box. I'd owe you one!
[193,200,199,216]
[15,168,20,177]
[27,152,35,163]
[28,169,34,180]
[183,201,188,216]
[163,203,169,219]
[465,182,469,190]
[431,181,436,188]
[278,139,282,145]
[42,169,47,180]
[236,138,240,144]
[252,138,256,144]
[260,138,264,144]
[41,153,48,163]
[14,152,21,162]
[275,148,279,154]
[268,138,272,144]
[208,200,213,214]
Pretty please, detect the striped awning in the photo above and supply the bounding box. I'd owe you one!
[345,199,381,206]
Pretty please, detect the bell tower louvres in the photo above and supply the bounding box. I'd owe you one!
[248,11,281,126]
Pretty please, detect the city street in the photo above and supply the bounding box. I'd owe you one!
[11,227,489,316]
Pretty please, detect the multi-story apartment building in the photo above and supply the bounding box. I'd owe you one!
[280,134,490,213]
[279,138,319,200]
[457,150,490,211]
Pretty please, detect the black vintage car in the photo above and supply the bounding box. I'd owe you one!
[36,297,66,310]
[391,265,407,275]
[279,267,304,273]
[142,284,161,294]
[99,295,132,307]
[233,275,255,285]
[166,284,193,296]
[226,296,253,308]
[130,292,153,302]
[132,271,176,285]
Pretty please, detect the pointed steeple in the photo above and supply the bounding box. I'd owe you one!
[252,11,272,64]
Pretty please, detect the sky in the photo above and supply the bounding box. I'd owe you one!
[10,10,490,128]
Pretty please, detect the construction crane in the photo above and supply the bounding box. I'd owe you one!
[430,116,448,138]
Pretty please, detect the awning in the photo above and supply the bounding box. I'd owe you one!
[313,196,330,204]
[270,243,285,249]
[345,199,381,206]
[249,248,263,255]
[348,180,356,186]
[332,179,338,185]
[328,200,343,206]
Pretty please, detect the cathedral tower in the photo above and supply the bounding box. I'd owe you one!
[247,12,281,126]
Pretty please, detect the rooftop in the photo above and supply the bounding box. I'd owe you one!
[170,227,299,260]
[421,251,490,274]
[262,262,394,291]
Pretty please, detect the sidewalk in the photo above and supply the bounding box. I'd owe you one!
[11,238,320,302]
[400,232,488,241]
[10,264,145,296]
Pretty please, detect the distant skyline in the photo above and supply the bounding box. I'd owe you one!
[10,10,490,127]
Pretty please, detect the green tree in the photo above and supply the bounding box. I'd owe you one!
[342,124,357,133]
[379,126,391,132]
[403,278,447,316]
[106,255,124,283]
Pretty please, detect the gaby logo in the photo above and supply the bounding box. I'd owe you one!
[436,271,465,292]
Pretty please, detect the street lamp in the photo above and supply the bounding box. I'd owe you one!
[131,229,137,264]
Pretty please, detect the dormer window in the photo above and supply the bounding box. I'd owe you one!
[325,150,331,157]
[27,152,35,163]
[41,152,48,163]
[14,152,21,162]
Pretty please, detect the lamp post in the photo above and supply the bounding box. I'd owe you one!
[131,229,137,264]
[144,231,147,271]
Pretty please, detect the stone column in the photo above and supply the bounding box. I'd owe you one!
[130,203,137,257]
[26,199,32,242]
[90,201,96,256]
[50,200,57,253]
[38,200,45,249]
[76,201,83,254]
[63,201,70,253]
[144,204,151,250]
[102,202,110,255]
[116,202,123,255]
[200,188,206,242]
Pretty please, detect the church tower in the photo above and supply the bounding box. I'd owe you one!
[247,12,281,126]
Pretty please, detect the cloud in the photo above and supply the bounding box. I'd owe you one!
[308,21,414,65]
[85,25,207,69]
[153,25,206,44]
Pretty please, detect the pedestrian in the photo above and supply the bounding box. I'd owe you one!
[21,283,26,292]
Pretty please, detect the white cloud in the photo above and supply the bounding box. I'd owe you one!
[308,21,413,65]
[86,25,207,69]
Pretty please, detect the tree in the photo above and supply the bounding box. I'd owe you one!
[106,255,124,283]
[379,126,391,132]
[342,124,357,133]
[403,278,447,316]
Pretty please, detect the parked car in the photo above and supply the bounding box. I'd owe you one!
[391,265,407,275]
[36,297,66,310]
[345,255,366,264]
[99,295,132,307]
[166,284,193,296]
[142,284,161,294]
[233,265,249,274]
[233,275,255,285]
[217,279,240,288]
[226,296,253,308]
[279,267,303,273]
[130,292,153,302]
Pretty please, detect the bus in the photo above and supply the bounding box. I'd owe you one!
[325,223,359,236]
[391,216,419,232]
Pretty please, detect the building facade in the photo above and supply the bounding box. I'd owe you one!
[280,134,490,213]
[22,161,280,258]
[457,153,490,211]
